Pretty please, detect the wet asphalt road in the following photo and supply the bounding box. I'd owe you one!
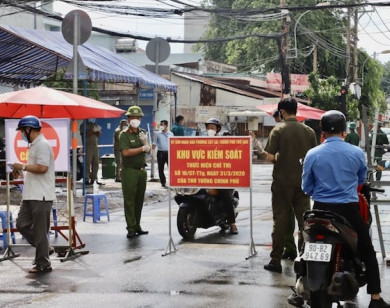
[0,163,390,308]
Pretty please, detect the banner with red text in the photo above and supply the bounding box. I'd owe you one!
[169,136,251,188]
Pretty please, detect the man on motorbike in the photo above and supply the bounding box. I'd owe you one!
[300,110,389,308]
[205,117,238,234]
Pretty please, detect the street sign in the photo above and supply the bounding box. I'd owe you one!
[5,119,70,172]
[169,136,251,188]
[146,37,170,63]
[62,10,92,45]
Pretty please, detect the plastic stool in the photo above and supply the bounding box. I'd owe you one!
[0,211,16,249]
[83,194,110,223]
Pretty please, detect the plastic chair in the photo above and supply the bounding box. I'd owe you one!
[83,194,110,223]
[0,211,16,249]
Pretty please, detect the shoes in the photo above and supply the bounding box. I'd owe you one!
[126,231,137,238]
[85,180,93,186]
[229,224,238,234]
[264,261,282,273]
[369,298,390,308]
[29,266,52,274]
[115,178,121,182]
[287,293,304,307]
[137,229,149,235]
[282,250,297,260]
[96,181,105,186]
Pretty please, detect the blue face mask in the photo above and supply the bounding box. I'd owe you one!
[21,132,28,143]
[88,118,96,123]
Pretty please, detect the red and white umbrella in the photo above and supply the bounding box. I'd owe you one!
[0,86,124,119]
[256,102,325,121]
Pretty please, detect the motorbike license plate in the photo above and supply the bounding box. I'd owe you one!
[302,243,332,262]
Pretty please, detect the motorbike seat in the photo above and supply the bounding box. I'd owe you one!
[304,210,353,229]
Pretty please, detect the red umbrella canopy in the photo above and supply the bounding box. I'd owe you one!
[0,86,124,119]
[256,102,325,121]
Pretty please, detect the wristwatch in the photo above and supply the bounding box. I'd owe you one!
[22,164,26,171]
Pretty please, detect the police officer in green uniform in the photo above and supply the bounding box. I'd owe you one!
[345,122,360,146]
[119,106,151,238]
[370,122,389,181]
[259,98,317,273]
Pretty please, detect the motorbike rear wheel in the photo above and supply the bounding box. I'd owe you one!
[309,289,332,308]
[177,207,197,240]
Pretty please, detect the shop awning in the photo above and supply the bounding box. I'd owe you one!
[0,25,177,92]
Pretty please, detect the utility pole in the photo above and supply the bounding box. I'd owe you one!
[313,43,317,74]
[345,8,352,83]
[353,9,359,82]
[280,0,291,96]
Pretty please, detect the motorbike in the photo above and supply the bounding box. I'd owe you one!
[174,187,239,240]
[292,181,384,308]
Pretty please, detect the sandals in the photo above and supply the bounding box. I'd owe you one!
[29,266,52,274]
[229,224,239,234]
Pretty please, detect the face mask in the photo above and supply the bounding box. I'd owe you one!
[207,129,216,137]
[21,132,29,143]
[160,125,165,131]
[88,118,96,123]
[129,119,140,128]
[122,125,128,130]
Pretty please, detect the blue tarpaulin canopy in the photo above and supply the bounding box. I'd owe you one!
[0,25,177,92]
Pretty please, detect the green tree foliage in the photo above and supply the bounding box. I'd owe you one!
[381,61,390,95]
[41,68,100,100]
[198,0,347,78]
[304,73,361,119]
[360,56,386,118]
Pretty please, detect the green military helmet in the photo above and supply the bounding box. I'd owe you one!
[348,122,356,129]
[125,105,144,117]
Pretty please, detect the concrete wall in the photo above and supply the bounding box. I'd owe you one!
[171,74,201,107]
[216,89,262,107]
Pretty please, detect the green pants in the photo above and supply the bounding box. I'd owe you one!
[374,157,383,181]
[270,181,310,264]
[121,167,147,232]
[283,209,297,255]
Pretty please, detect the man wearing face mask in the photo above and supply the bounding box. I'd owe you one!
[205,118,238,234]
[113,119,128,182]
[80,118,103,185]
[119,106,151,238]
[11,115,55,273]
[152,120,173,188]
[258,98,317,274]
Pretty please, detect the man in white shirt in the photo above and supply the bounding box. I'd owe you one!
[153,120,173,188]
[12,115,55,274]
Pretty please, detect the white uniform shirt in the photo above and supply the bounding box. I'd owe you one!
[22,134,56,201]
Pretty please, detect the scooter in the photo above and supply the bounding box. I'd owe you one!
[174,188,239,240]
[292,181,384,308]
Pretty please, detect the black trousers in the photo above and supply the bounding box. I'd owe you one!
[313,202,381,294]
[218,189,236,224]
[157,151,168,186]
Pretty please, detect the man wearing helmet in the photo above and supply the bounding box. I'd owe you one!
[301,110,389,308]
[11,115,55,273]
[345,122,360,146]
[258,98,317,274]
[120,106,151,238]
[205,118,238,234]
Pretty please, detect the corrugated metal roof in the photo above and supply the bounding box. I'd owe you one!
[0,25,177,92]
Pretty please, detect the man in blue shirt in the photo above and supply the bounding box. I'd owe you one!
[153,120,173,188]
[301,110,389,308]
